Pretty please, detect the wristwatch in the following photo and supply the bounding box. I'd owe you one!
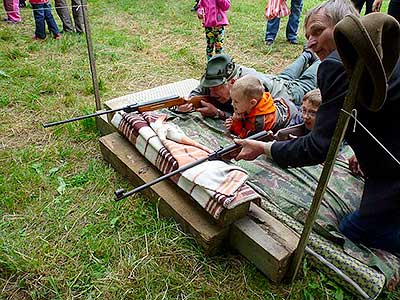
[214,109,221,119]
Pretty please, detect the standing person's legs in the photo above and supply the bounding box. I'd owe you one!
[205,27,215,60]
[55,0,73,32]
[4,0,21,22]
[43,2,60,36]
[388,0,400,24]
[286,0,303,43]
[364,0,373,14]
[71,0,84,33]
[351,0,365,12]
[214,26,224,55]
[265,18,280,44]
[31,3,46,38]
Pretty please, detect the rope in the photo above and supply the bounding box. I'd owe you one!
[341,108,400,167]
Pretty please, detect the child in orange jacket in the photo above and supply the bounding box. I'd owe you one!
[225,74,299,138]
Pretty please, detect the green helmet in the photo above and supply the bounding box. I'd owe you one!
[200,54,238,87]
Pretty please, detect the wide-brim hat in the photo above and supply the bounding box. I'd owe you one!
[334,13,400,111]
[200,54,238,87]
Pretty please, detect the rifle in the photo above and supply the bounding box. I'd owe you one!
[42,94,213,128]
[273,123,307,141]
[114,130,274,201]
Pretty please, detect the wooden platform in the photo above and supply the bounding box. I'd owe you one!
[97,79,299,281]
[100,132,231,255]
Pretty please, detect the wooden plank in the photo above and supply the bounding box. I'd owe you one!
[99,132,231,255]
[95,114,115,136]
[230,203,299,282]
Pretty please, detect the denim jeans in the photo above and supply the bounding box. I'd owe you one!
[265,0,303,42]
[259,53,320,105]
[340,210,400,254]
[31,2,60,39]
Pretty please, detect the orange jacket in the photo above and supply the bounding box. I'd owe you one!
[230,92,276,138]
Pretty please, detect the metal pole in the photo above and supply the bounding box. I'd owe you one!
[288,61,364,281]
[80,0,101,110]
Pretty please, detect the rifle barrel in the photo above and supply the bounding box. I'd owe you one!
[115,156,210,201]
[114,130,273,201]
[42,95,181,128]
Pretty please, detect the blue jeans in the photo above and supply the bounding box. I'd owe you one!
[279,53,320,105]
[340,210,400,254]
[265,0,303,42]
[31,3,60,39]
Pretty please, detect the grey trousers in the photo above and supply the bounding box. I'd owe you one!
[54,0,84,33]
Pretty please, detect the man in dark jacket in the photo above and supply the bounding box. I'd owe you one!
[235,0,400,253]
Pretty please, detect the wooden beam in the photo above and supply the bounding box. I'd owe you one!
[230,203,298,282]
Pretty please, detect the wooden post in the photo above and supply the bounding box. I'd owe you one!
[288,61,364,281]
[80,0,101,110]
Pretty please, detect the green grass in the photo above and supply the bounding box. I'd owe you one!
[0,0,397,299]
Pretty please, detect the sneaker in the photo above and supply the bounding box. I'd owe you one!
[288,38,299,45]
[265,39,274,46]
[303,47,318,65]
[53,33,61,40]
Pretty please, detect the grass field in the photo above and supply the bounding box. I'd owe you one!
[1,0,398,299]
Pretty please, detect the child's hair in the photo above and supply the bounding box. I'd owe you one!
[231,74,264,103]
[303,88,321,107]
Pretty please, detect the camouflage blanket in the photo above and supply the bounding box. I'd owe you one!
[157,110,400,299]
[110,104,400,299]
[112,111,260,220]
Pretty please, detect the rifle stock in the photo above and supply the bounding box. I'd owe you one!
[42,95,213,128]
[114,130,274,201]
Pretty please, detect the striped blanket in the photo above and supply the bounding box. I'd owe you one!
[112,111,259,219]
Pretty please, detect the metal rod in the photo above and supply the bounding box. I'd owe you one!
[81,0,101,110]
[288,61,364,281]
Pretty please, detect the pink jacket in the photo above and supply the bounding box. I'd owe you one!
[198,0,231,27]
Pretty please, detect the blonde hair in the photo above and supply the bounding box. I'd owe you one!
[305,0,359,28]
[303,88,321,107]
[231,74,264,103]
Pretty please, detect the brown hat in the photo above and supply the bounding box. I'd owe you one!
[334,13,400,111]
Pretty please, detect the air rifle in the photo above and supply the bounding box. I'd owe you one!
[114,130,274,201]
[42,94,212,128]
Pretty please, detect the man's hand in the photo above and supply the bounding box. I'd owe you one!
[196,100,218,117]
[348,154,365,177]
[225,117,233,130]
[234,139,273,161]
[177,103,194,113]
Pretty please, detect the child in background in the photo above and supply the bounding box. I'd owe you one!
[29,0,61,40]
[3,0,21,23]
[197,0,231,60]
[225,74,299,138]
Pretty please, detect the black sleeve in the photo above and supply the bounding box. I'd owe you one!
[271,53,349,168]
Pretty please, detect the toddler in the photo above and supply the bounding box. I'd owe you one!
[29,0,61,40]
[197,0,231,60]
[225,74,298,138]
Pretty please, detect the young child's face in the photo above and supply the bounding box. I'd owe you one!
[301,99,319,130]
[231,93,253,115]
